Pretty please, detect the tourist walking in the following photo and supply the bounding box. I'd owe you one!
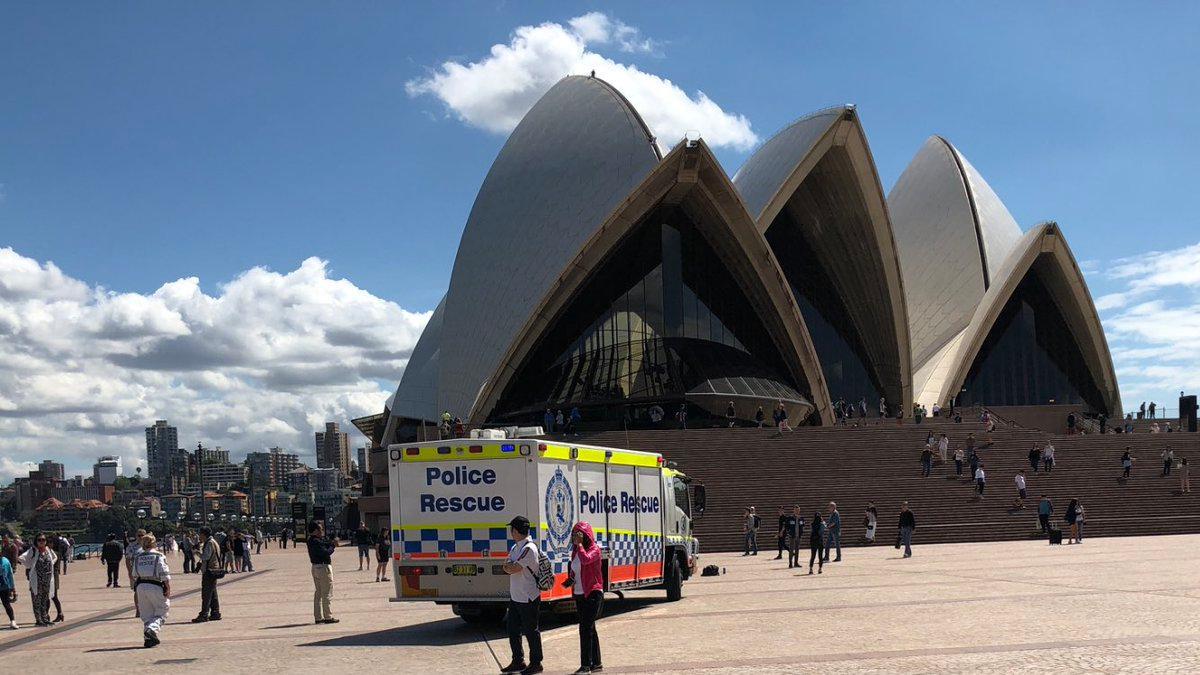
[775,402,793,433]
[898,503,916,558]
[954,445,964,478]
[355,523,372,571]
[124,529,145,587]
[755,406,765,428]
[920,444,933,477]
[101,533,124,587]
[1,551,16,629]
[501,516,543,675]
[1121,448,1134,479]
[1043,442,1055,472]
[132,534,171,648]
[785,506,804,568]
[192,527,222,623]
[179,533,194,574]
[823,502,842,563]
[20,533,57,626]
[808,512,825,574]
[375,527,391,582]
[937,433,949,464]
[863,502,878,543]
[241,532,254,572]
[1037,495,1053,533]
[307,521,339,624]
[742,507,759,556]
[1181,457,1191,494]
[974,463,986,498]
[1028,445,1041,473]
[726,401,737,428]
[1162,447,1175,477]
[1014,470,1027,509]
[564,521,604,674]
[1076,502,1086,542]
[774,507,787,560]
[231,531,245,573]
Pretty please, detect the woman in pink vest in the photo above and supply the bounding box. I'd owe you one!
[563,521,604,674]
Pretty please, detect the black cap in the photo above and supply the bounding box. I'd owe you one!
[507,516,530,535]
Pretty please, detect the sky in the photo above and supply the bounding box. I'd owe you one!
[2,2,1199,480]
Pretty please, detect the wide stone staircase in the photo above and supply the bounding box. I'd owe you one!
[571,414,1200,553]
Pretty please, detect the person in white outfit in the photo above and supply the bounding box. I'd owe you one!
[133,533,171,648]
[19,534,57,626]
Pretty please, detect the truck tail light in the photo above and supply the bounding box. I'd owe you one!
[405,447,420,456]
[400,565,438,577]
[538,443,547,453]
[469,445,483,454]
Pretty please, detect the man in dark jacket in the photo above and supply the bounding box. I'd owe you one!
[307,521,338,624]
[354,523,372,571]
[898,502,917,558]
[101,533,124,588]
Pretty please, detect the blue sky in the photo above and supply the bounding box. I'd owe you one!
[2,3,1199,477]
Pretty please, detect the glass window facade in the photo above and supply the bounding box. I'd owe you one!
[491,205,806,424]
[766,209,883,406]
[958,270,1106,413]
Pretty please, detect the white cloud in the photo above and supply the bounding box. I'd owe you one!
[1092,241,1200,412]
[406,13,757,151]
[0,247,431,480]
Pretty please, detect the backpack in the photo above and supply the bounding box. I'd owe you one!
[701,564,720,577]
[530,548,554,591]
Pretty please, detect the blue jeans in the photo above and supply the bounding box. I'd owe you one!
[744,531,757,554]
[922,458,932,476]
[900,526,913,556]
[823,529,841,561]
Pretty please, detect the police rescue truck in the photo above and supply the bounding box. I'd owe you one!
[387,434,699,623]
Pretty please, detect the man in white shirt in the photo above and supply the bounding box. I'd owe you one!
[975,463,986,498]
[1043,442,1056,472]
[1014,470,1027,509]
[500,516,543,674]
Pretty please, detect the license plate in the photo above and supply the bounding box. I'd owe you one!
[451,564,478,577]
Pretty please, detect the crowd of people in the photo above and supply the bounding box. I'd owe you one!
[738,500,919,572]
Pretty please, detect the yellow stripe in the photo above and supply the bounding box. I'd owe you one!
[541,443,661,467]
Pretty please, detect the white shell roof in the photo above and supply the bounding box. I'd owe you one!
[387,293,445,421]
[731,107,846,222]
[888,136,1023,370]
[434,75,661,419]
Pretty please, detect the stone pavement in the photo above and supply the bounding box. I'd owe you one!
[3,535,1200,673]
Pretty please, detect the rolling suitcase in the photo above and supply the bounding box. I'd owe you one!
[1048,526,1063,545]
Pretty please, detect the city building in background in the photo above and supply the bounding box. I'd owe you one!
[145,420,179,482]
[92,455,122,485]
[315,422,351,478]
[246,447,300,488]
[200,462,248,490]
[37,459,65,481]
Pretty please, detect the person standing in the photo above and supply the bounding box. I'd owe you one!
[231,532,245,573]
[564,521,603,674]
[954,445,964,479]
[824,502,842,563]
[307,521,338,625]
[1043,443,1055,473]
[898,502,916,558]
[937,433,950,464]
[192,527,222,623]
[742,507,759,556]
[1162,447,1175,477]
[863,502,878,544]
[375,527,391,582]
[1121,448,1134,479]
[726,401,737,428]
[808,512,825,574]
[1038,495,1054,533]
[975,463,987,499]
[755,406,765,428]
[241,532,254,572]
[1,551,16,629]
[676,404,688,430]
[920,444,933,477]
[132,534,171,648]
[774,507,788,560]
[19,533,57,626]
[179,533,193,575]
[1014,470,1027,509]
[124,529,145,588]
[101,533,124,588]
[500,516,543,675]
[1028,445,1041,473]
[786,507,805,568]
[1075,502,1086,543]
[776,403,792,433]
[1065,499,1080,544]
[354,523,372,571]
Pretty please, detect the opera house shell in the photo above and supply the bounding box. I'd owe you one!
[383,75,1120,442]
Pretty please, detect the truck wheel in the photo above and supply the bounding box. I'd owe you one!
[666,556,682,601]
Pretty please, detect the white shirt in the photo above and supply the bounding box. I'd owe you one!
[571,555,583,595]
[975,468,986,481]
[507,539,540,603]
[1043,445,1055,459]
[1015,474,1026,490]
[133,550,171,582]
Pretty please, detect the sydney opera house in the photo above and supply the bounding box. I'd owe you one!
[380,75,1120,442]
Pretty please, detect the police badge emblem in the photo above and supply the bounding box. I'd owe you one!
[543,467,575,554]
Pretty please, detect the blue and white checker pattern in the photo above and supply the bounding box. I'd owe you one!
[400,527,515,557]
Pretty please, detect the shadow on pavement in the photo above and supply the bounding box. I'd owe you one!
[85,645,147,653]
[299,596,663,648]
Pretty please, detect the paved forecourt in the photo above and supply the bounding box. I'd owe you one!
[3,535,1200,673]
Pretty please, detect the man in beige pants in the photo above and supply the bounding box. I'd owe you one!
[306,521,338,624]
